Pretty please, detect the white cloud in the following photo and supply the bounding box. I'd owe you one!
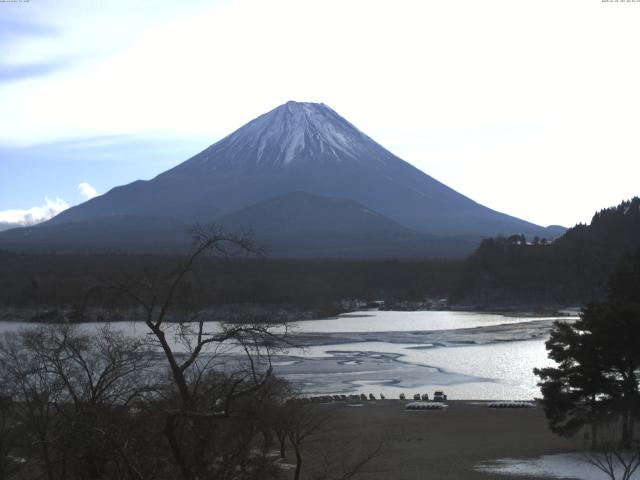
[78,182,98,200]
[0,197,69,227]
[0,183,99,230]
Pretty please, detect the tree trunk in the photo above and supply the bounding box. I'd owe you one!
[280,438,286,459]
[41,442,55,480]
[262,430,272,451]
[621,411,630,448]
[293,444,302,480]
[163,415,194,480]
[150,326,192,408]
[590,395,598,449]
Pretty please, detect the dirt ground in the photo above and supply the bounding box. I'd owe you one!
[296,400,585,480]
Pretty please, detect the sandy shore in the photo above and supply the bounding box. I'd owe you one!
[297,400,584,480]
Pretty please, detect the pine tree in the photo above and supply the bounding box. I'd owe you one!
[534,250,640,447]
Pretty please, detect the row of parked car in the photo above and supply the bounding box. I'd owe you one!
[399,391,448,402]
[487,401,535,408]
[291,393,388,404]
[405,402,448,410]
[291,390,448,404]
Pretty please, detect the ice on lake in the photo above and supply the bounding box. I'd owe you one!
[0,310,574,400]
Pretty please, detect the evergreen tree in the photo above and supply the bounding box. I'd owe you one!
[534,249,640,447]
[534,303,613,446]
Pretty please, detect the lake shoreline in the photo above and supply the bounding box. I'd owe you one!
[302,399,587,480]
[0,310,569,401]
[0,304,579,324]
[0,304,343,324]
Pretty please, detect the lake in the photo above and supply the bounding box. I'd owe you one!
[272,311,570,400]
[0,310,575,400]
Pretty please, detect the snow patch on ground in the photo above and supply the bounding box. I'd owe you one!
[477,453,640,479]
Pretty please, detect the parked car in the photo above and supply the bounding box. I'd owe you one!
[433,390,447,402]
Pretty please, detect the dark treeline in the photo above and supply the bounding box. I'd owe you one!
[0,251,460,317]
[452,197,640,306]
[2,197,640,314]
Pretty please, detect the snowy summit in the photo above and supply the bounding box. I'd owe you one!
[179,101,390,171]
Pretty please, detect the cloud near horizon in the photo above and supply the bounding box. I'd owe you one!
[0,182,99,230]
[78,182,98,200]
[0,197,69,229]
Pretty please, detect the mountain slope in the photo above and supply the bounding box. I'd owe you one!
[0,192,477,258]
[0,101,562,256]
[215,192,476,258]
[46,102,554,237]
[0,216,190,254]
[217,191,416,235]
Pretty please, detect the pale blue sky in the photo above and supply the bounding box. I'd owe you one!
[1,0,640,229]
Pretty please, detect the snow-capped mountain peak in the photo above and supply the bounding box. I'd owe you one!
[36,100,554,245]
[176,101,389,172]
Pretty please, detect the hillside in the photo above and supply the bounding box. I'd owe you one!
[452,197,640,306]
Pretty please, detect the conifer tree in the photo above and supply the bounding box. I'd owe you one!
[534,249,640,447]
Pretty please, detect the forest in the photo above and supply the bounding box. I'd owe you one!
[452,197,640,307]
[0,250,460,321]
[0,197,639,317]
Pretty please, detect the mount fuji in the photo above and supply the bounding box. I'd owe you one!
[0,101,563,257]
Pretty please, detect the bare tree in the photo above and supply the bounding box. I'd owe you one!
[0,324,157,480]
[583,423,640,480]
[282,401,387,480]
[0,327,67,480]
[112,224,293,480]
[0,392,19,480]
[270,401,294,459]
[286,404,327,480]
[584,449,640,480]
[313,435,387,480]
[0,224,385,480]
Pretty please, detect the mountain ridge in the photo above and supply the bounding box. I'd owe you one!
[0,101,564,256]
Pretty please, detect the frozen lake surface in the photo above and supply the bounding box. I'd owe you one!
[291,310,549,333]
[0,310,575,400]
[266,310,570,399]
